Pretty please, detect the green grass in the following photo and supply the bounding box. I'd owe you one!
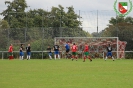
[0,59,133,88]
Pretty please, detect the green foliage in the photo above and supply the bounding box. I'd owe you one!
[1,0,28,28]
[100,16,133,50]
[0,20,9,29]
[0,19,9,50]
[0,0,94,51]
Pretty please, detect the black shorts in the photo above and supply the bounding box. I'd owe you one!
[66,49,70,53]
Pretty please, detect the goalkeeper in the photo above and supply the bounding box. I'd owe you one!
[105,44,115,61]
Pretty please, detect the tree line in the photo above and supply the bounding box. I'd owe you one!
[0,0,133,51]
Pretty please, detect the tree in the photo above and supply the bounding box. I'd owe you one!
[1,0,28,28]
[66,6,81,27]
[101,16,133,50]
[1,2,90,51]
[0,18,9,50]
[0,19,9,29]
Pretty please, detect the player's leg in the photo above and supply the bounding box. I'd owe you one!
[54,51,57,60]
[75,52,78,61]
[57,51,60,59]
[66,49,69,59]
[83,55,86,62]
[8,52,11,60]
[105,52,109,61]
[65,50,68,59]
[111,52,115,61]
[27,52,28,60]
[21,52,24,60]
[87,52,92,61]
[20,52,22,60]
[83,52,86,62]
[29,52,31,59]
[71,52,75,61]
[27,52,31,60]
[88,56,92,61]
[49,52,52,59]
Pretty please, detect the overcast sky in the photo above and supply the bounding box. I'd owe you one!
[0,0,133,33]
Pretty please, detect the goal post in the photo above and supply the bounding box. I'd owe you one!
[54,37,120,59]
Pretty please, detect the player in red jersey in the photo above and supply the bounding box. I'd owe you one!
[83,43,92,62]
[71,43,78,61]
[8,44,13,60]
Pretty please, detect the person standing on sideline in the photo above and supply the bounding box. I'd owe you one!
[65,42,70,59]
[20,44,24,60]
[26,44,31,60]
[47,46,52,59]
[83,43,92,62]
[8,44,13,60]
[105,44,115,61]
[53,43,60,60]
[71,43,78,61]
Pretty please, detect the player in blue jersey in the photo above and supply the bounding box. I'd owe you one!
[20,44,24,60]
[47,46,52,59]
[65,42,70,59]
[26,44,31,60]
[105,44,115,61]
[53,43,60,60]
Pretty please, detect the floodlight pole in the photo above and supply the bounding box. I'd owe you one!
[42,12,44,59]
[60,11,62,37]
[116,13,118,37]
[25,12,27,43]
[97,10,98,34]
[25,6,30,43]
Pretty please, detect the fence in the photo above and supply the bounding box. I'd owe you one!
[1,10,133,55]
[0,51,133,59]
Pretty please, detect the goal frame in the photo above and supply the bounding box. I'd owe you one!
[54,37,119,59]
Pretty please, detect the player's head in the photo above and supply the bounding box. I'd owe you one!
[108,44,111,46]
[55,42,57,45]
[21,44,23,47]
[28,44,30,46]
[73,43,75,45]
[10,44,12,46]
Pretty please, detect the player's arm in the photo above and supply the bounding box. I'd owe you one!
[19,47,22,51]
[53,46,54,51]
[106,47,108,51]
[76,45,78,51]
[111,47,113,51]
[11,47,13,52]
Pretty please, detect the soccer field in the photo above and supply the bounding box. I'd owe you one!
[0,59,133,88]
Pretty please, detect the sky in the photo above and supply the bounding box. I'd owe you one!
[0,0,133,33]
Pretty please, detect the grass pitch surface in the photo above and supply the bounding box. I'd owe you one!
[0,59,133,88]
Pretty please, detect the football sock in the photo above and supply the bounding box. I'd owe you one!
[20,56,22,60]
[22,56,23,60]
[49,55,52,59]
[54,55,56,60]
[105,56,107,60]
[112,56,114,60]
[88,56,92,61]
[29,56,30,59]
[58,55,60,59]
[84,57,86,61]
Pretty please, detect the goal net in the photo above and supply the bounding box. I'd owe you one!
[54,37,127,59]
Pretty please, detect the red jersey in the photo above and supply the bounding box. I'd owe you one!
[8,46,13,52]
[84,45,89,52]
[71,45,77,52]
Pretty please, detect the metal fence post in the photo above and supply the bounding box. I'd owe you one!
[2,52,3,60]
